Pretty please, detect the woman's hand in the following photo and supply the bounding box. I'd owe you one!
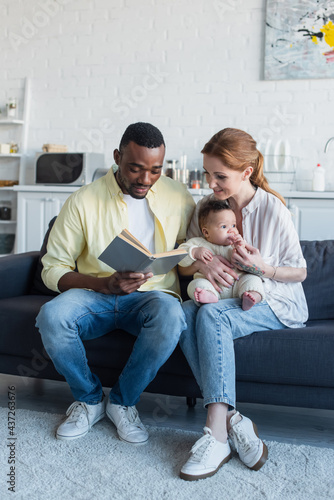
[231,242,268,277]
[231,242,307,282]
[196,255,240,293]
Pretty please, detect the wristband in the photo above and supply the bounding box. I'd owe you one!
[271,266,277,280]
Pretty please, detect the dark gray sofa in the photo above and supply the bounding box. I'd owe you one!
[0,238,333,410]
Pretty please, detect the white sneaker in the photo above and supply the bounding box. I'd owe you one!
[180,427,231,481]
[56,399,106,441]
[228,411,268,470]
[106,399,148,445]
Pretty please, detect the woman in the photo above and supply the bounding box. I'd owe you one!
[178,128,308,481]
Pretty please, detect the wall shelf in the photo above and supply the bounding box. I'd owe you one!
[0,154,22,158]
[0,119,24,125]
[0,77,31,254]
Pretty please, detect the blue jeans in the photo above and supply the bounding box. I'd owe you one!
[179,298,286,409]
[36,289,186,406]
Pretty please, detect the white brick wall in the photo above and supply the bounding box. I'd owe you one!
[0,0,333,184]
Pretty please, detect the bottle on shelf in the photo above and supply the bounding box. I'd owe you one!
[6,98,17,118]
[312,163,326,192]
[9,142,19,154]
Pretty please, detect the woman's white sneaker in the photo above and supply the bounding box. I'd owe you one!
[180,427,231,481]
[228,411,268,470]
[56,400,106,440]
[106,400,148,444]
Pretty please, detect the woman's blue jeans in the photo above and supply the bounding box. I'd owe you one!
[36,289,186,406]
[179,298,286,409]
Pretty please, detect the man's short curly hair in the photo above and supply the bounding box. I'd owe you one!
[198,197,231,231]
[119,122,165,152]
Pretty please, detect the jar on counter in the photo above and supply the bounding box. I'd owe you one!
[189,169,202,189]
[164,159,178,179]
[0,201,12,220]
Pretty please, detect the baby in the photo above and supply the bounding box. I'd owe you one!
[179,198,265,311]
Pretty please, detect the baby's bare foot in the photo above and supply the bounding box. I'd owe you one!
[242,291,262,311]
[194,287,218,304]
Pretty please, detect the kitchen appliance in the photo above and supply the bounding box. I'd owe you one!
[92,168,109,181]
[34,152,105,186]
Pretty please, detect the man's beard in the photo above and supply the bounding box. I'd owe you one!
[116,170,150,199]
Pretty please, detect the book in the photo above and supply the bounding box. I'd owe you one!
[98,229,187,275]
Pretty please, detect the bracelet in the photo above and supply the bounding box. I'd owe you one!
[271,266,277,280]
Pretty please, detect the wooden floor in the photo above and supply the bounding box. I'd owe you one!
[1,373,333,449]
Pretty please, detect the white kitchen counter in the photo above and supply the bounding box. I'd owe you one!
[14,185,80,193]
[188,188,334,199]
[14,185,334,198]
[13,184,334,200]
[278,190,334,199]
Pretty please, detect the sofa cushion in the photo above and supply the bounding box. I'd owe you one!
[234,319,334,388]
[0,252,38,300]
[30,217,58,296]
[301,240,334,320]
[0,295,53,357]
[85,329,195,378]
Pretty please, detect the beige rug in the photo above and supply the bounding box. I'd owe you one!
[0,408,333,500]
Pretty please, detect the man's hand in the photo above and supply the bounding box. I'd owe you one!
[58,270,153,295]
[192,246,213,263]
[104,271,153,295]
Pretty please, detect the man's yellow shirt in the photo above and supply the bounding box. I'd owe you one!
[41,168,195,298]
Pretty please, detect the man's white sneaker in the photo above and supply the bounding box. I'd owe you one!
[228,411,268,470]
[56,399,106,441]
[106,399,148,445]
[180,427,231,481]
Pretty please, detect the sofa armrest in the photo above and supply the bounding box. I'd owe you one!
[0,251,39,299]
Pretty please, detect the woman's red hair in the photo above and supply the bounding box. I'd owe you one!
[201,128,286,205]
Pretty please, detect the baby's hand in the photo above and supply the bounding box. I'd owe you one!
[228,233,245,248]
[192,247,214,263]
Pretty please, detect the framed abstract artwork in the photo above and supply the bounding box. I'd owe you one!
[264,0,334,80]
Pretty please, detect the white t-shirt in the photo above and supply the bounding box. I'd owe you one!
[187,188,308,328]
[123,194,155,253]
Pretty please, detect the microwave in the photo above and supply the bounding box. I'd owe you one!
[35,152,105,186]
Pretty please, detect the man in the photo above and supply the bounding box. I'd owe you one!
[36,122,195,444]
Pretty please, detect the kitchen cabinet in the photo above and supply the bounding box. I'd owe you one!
[286,196,334,240]
[15,187,78,253]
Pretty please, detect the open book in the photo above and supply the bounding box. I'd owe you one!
[98,229,187,275]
